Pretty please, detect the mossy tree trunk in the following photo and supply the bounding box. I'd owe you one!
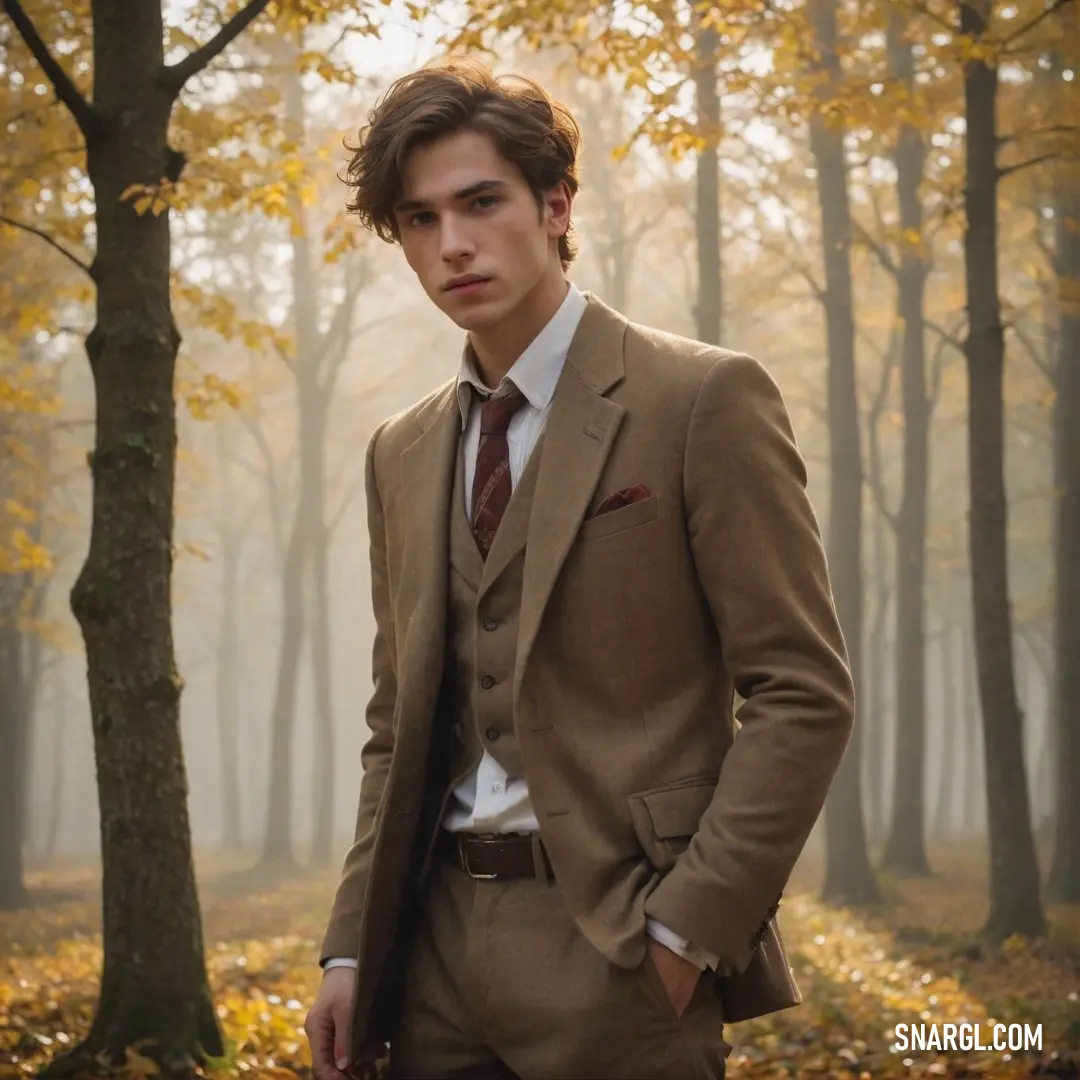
[880,6,933,878]
[958,0,1045,940]
[806,0,879,908]
[1,0,271,1071]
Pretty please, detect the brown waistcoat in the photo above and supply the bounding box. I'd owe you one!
[442,431,546,794]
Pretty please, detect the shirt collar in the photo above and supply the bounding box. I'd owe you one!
[455,282,588,429]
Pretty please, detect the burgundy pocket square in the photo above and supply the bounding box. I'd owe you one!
[593,483,651,517]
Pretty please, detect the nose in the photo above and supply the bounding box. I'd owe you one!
[439,213,475,263]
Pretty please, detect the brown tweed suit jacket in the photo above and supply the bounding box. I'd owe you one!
[320,292,856,1056]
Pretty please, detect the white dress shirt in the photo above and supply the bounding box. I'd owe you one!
[326,283,718,974]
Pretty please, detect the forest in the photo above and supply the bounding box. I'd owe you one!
[0,0,1077,1077]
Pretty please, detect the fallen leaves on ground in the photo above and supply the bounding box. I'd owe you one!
[1,852,1077,1079]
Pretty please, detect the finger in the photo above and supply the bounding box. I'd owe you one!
[344,1044,387,1080]
[332,1001,352,1071]
[308,1012,338,1080]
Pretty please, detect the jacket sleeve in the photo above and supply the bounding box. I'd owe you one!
[643,353,855,976]
[319,420,397,964]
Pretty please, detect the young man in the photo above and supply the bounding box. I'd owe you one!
[304,59,855,1080]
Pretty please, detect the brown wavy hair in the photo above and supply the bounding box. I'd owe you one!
[343,58,582,269]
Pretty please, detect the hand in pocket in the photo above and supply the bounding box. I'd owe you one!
[645,938,702,1019]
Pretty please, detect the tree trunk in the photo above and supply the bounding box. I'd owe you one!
[284,39,342,871]
[958,0,1045,938]
[309,443,336,868]
[214,481,243,851]
[41,665,69,866]
[932,623,958,839]
[216,543,243,852]
[2,0,273,1065]
[863,336,897,854]
[864,495,890,849]
[1048,0,1080,902]
[259,36,342,868]
[54,2,222,1066]
[581,87,631,312]
[215,427,244,853]
[807,0,879,907]
[960,620,983,834]
[0,387,51,905]
[693,16,722,345]
[881,9,932,876]
[259,507,307,867]
[0,623,28,910]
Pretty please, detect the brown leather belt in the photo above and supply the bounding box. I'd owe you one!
[438,829,554,880]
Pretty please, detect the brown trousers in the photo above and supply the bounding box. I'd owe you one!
[388,854,732,1079]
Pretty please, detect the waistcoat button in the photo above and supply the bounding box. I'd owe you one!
[482,617,499,631]
[480,674,495,689]
[486,727,500,741]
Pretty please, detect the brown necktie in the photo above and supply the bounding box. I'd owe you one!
[471,383,527,560]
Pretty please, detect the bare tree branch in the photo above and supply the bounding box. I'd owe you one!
[327,468,363,539]
[235,405,289,564]
[1001,0,1075,49]
[1007,318,1056,385]
[923,314,967,356]
[852,219,900,279]
[314,253,369,379]
[999,150,1062,180]
[0,214,92,277]
[49,416,95,431]
[999,124,1079,147]
[928,315,962,408]
[754,234,827,301]
[162,0,272,95]
[863,323,901,532]
[729,146,827,299]
[1,0,99,138]
[892,0,958,34]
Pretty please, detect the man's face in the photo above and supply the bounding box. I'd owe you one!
[393,128,570,332]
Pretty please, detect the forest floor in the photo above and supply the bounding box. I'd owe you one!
[1,840,1077,1080]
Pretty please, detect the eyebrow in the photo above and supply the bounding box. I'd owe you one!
[394,179,508,214]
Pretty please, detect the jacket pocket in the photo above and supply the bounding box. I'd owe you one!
[627,775,718,872]
[577,494,659,543]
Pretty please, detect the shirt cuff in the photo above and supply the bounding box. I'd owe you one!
[646,917,721,972]
[323,957,359,970]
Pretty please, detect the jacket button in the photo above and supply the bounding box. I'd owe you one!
[485,727,500,741]
[480,674,495,689]
[482,617,499,631]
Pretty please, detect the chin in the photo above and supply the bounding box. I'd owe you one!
[445,298,507,332]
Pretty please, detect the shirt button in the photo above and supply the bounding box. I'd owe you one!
[485,727,500,741]
[480,674,495,689]
[482,617,499,631]
[492,782,504,795]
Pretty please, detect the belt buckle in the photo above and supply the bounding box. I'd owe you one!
[459,835,499,880]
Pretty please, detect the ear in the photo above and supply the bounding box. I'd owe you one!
[544,180,573,239]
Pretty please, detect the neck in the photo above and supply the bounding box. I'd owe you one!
[469,270,569,387]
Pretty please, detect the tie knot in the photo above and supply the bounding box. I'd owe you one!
[479,383,527,436]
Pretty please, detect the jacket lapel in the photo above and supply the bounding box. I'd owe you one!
[397,381,459,739]
[515,294,629,702]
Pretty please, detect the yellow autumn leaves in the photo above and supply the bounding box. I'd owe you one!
[3,862,1076,1080]
[0,368,56,586]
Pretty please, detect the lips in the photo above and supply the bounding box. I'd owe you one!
[445,275,490,292]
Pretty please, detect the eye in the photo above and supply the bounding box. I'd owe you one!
[473,194,499,210]
[409,210,435,227]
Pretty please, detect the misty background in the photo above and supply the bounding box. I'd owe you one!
[2,0,1073,924]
